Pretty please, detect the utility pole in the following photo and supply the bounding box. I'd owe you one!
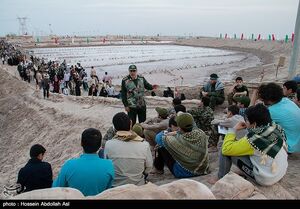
[17,17,28,35]
[49,24,53,36]
[288,0,300,79]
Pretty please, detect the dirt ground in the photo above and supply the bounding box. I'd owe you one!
[1,37,300,199]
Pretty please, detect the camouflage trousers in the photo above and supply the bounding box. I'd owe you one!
[205,125,220,147]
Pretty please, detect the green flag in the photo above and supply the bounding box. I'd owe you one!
[285,35,288,43]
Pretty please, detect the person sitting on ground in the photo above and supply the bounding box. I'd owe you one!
[174,104,186,114]
[106,83,120,98]
[212,104,288,186]
[294,88,300,108]
[187,97,219,151]
[102,72,112,85]
[163,87,174,98]
[132,123,144,138]
[188,96,214,133]
[17,144,53,194]
[151,91,156,96]
[234,96,251,118]
[98,123,145,159]
[99,86,108,97]
[256,83,300,154]
[188,96,219,150]
[227,77,249,105]
[152,116,179,168]
[88,84,97,96]
[201,73,225,110]
[104,112,152,187]
[53,128,114,196]
[168,97,182,116]
[212,105,248,140]
[153,113,209,178]
[167,116,179,132]
[283,80,298,101]
[140,107,169,146]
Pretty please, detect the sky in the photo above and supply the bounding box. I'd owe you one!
[0,0,298,39]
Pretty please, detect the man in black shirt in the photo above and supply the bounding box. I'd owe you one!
[17,144,53,193]
[228,77,249,105]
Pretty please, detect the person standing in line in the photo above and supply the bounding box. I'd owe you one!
[41,73,50,99]
[121,64,158,125]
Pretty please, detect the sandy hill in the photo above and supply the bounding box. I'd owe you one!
[1,37,300,199]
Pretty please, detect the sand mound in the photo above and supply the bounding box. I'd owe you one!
[1,37,300,199]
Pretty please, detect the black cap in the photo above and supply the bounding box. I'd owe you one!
[210,73,219,80]
[129,65,137,70]
[30,144,46,158]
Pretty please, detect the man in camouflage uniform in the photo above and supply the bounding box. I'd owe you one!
[283,80,298,101]
[188,97,219,148]
[121,65,158,125]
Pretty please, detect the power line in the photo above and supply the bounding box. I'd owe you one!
[17,16,28,35]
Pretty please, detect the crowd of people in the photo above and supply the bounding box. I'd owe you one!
[2,40,300,197]
[1,40,120,100]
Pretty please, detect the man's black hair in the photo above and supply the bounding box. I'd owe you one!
[113,112,131,131]
[172,97,181,106]
[245,103,272,127]
[236,77,243,81]
[81,128,102,153]
[227,105,239,115]
[169,116,177,127]
[258,83,283,104]
[30,144,46,158]
[283,80,298,93]
[201,96,210,107]
[297,88,300,101]
[174,104,186,113]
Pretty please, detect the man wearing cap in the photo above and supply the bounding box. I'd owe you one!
[17,144,53,193]
[140,107,169,146]
[121,64,158,125]
[153,113,210,177]
[201,73,225,110]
